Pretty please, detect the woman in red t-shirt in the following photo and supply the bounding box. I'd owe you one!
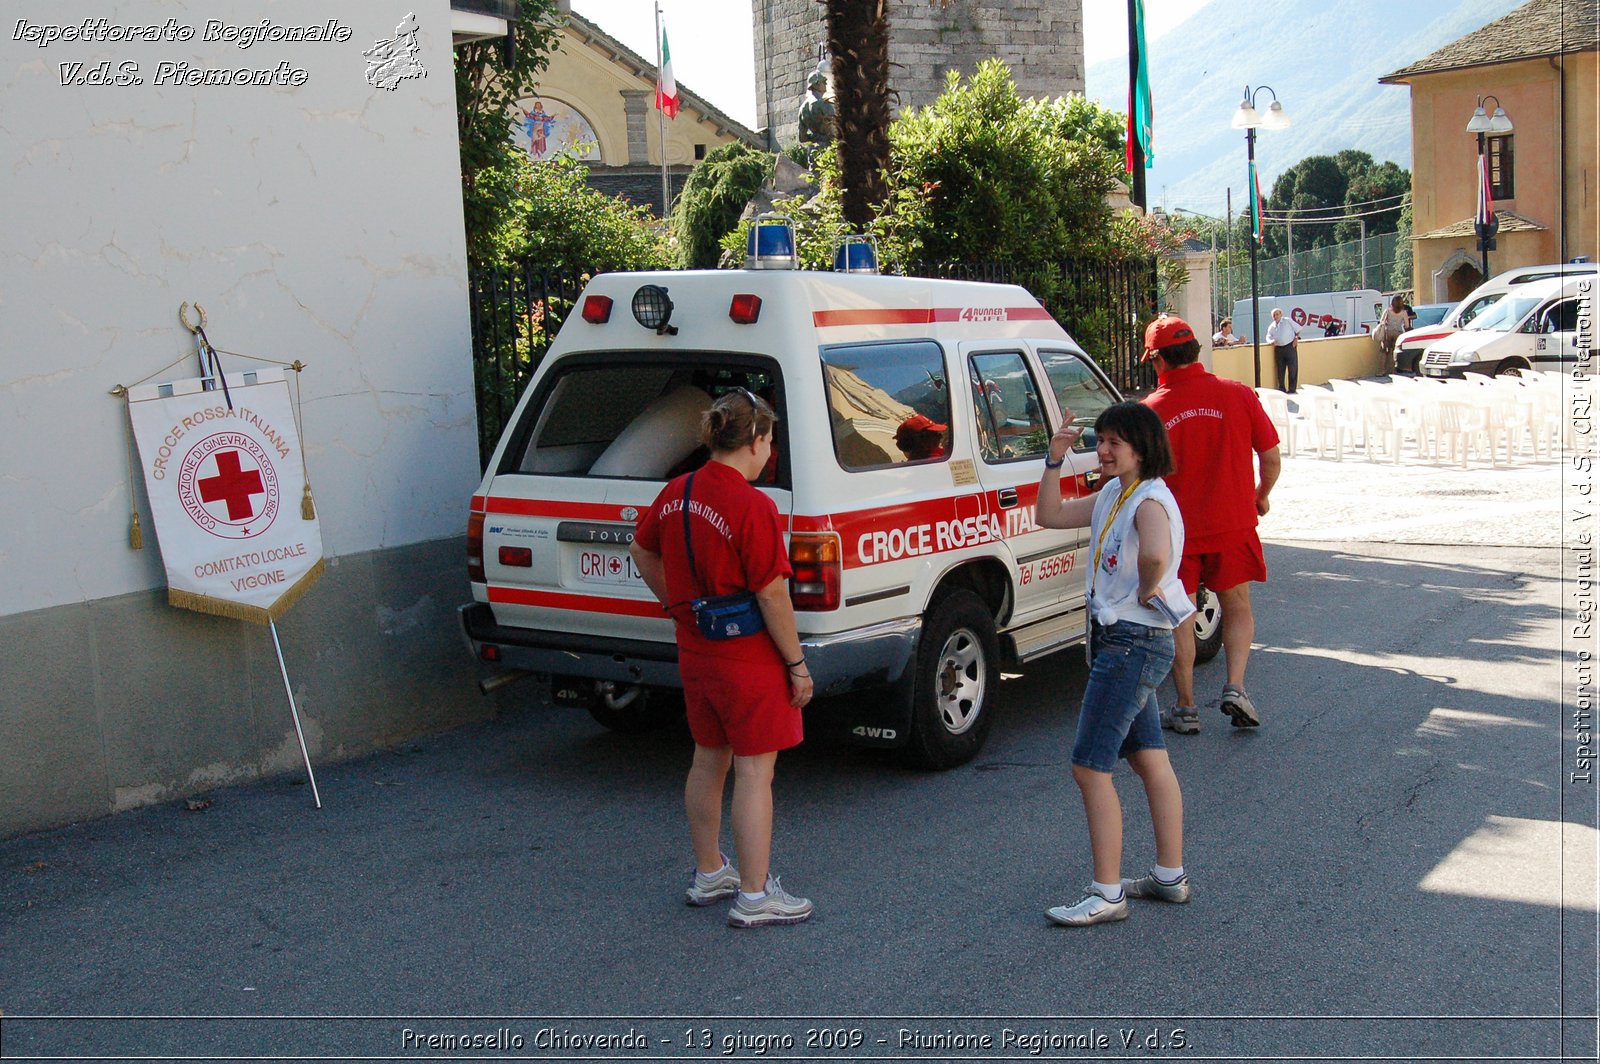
[630,390,815,928]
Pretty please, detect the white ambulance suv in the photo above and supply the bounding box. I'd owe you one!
[460,251,1220,767]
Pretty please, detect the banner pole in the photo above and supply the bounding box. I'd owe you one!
[269,619,322,809]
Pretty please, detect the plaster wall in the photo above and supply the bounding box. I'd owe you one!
[0,0,492,836]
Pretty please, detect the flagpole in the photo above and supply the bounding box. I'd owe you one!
[655,3,669,216]
[269,620,322,809]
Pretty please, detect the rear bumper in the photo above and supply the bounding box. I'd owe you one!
[459,603,921,697]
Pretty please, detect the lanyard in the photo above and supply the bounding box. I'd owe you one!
[1085,477,1143,663]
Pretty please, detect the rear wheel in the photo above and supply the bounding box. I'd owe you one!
[1192,586,1224,665]
[580,680,685,734]
[901,590,1000,769]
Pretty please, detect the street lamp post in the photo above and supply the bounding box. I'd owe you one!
[1466,94,1513,281]
[1232,85,1290,389]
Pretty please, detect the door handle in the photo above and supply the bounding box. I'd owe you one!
[998,487,1019,508]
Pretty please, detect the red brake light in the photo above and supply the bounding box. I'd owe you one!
[499,545,532,567]
[729,294,762,324]
[789,533,841,611]
[581,295,613,324]
[467,511,486,583]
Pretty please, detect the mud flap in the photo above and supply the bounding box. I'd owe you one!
[806,681,914,748]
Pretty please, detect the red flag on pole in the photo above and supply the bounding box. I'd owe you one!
[1476,150,1495,230]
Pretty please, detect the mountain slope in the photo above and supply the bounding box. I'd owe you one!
[1084,0,1524,215]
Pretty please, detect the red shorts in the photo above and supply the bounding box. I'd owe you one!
[678,648,803,756]
[1178,531,1267,595]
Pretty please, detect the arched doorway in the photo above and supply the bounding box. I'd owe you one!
[1446,262,1482,301]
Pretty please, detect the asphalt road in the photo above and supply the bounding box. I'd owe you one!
[1,532,1591,1062]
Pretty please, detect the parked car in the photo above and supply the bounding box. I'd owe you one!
[1407,302,1452,329]
[1394,262,1598,374]
[1420,276,1589,378]
[458,236,1220,767]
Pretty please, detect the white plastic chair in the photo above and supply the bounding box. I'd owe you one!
[1254,387,1307,457]
[1297,388,1352,460]
[1362,394,1408,463]
[1434,399,1490,467]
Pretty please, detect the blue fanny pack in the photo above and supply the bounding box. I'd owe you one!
[681,471,765,641]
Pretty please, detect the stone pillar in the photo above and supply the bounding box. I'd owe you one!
[1167,248,1216,369]
[621,89,651,165]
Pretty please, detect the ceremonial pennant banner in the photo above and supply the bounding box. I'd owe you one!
[128,369,324,623]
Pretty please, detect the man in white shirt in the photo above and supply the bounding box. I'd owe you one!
[1212,318,1246,347]
[1263,308,1302,393]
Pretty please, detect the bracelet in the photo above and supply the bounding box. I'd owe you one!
[783,656,805,669]
[1043,456,1065,469]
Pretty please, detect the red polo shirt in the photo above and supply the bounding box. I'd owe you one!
[1143,362,1279,550]
[634,459,792,662]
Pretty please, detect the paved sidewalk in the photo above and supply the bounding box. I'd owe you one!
[1264,450,1563,547]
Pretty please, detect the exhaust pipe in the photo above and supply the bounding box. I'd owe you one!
[478,670,533,696]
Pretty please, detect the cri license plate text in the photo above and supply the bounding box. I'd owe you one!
[577,548,642,587]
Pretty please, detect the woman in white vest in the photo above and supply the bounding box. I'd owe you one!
[1034,401,1195,926]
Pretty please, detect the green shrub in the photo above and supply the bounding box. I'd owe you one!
[671,142,776,269]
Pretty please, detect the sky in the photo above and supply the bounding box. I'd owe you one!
[567,0,1211,129]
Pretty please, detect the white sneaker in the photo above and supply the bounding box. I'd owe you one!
[727,876,814,927]
[1045,886,1129,926]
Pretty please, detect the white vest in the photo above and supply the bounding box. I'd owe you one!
[1086,477,1194,629]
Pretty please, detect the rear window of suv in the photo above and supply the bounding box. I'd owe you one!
[505,358,784,483]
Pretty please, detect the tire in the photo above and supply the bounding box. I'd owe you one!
[582,680,685,734]
[901,590,1000,770]
[1494,359,1529,378]
[1192,586,1223,665]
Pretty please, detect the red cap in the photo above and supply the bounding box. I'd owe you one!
[895,413,948,440]
[1142,315,1195,361]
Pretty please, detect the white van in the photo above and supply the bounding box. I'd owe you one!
[1231,290,1383,341]
[458,256,1221,767]
[1420,275,1594,378]
[1394,262,1598,374]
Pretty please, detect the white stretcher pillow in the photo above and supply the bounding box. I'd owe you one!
[589,385,712,477]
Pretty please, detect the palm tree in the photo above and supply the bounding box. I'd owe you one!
[824,0,892,229]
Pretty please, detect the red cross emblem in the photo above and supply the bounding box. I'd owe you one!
[607,556,623,576]
[199,450,266,521]
[177,431,281,540]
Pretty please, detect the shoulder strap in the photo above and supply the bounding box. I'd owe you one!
[681,471,700,596]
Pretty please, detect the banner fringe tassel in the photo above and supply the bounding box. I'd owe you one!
[166,558,327,626]
[301,484,316,521]
[129,512,143,551]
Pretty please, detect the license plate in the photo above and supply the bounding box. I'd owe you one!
[576,547,643,587]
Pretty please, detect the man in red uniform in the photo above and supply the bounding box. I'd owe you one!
[1141,316,1281,732]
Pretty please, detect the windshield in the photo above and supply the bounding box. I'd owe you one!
[1464,295,1540,332]
[1454,293,1503,326]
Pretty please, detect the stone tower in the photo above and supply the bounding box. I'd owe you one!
[752,0,1085,150]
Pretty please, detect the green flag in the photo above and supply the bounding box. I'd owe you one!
[1125,0,1154,172]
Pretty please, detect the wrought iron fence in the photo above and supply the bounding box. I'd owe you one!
[466,262,595,466]
[466,256,1160,466]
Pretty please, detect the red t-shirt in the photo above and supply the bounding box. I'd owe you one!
[1143,362,1279,550]
[634,459,793,661]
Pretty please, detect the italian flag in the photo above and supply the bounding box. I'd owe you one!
[656,17,679,118]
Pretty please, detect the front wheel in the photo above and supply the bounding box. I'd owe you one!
[901,590,1000,769]
[1494,359,1530,378]
[1192,587,1223,665]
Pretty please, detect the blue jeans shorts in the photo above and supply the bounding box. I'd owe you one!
[1071,620,1176,773]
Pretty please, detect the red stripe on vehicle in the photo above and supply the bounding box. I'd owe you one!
[812,306,1054,328]
[479,497,630,520]
[486,586,664,617]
